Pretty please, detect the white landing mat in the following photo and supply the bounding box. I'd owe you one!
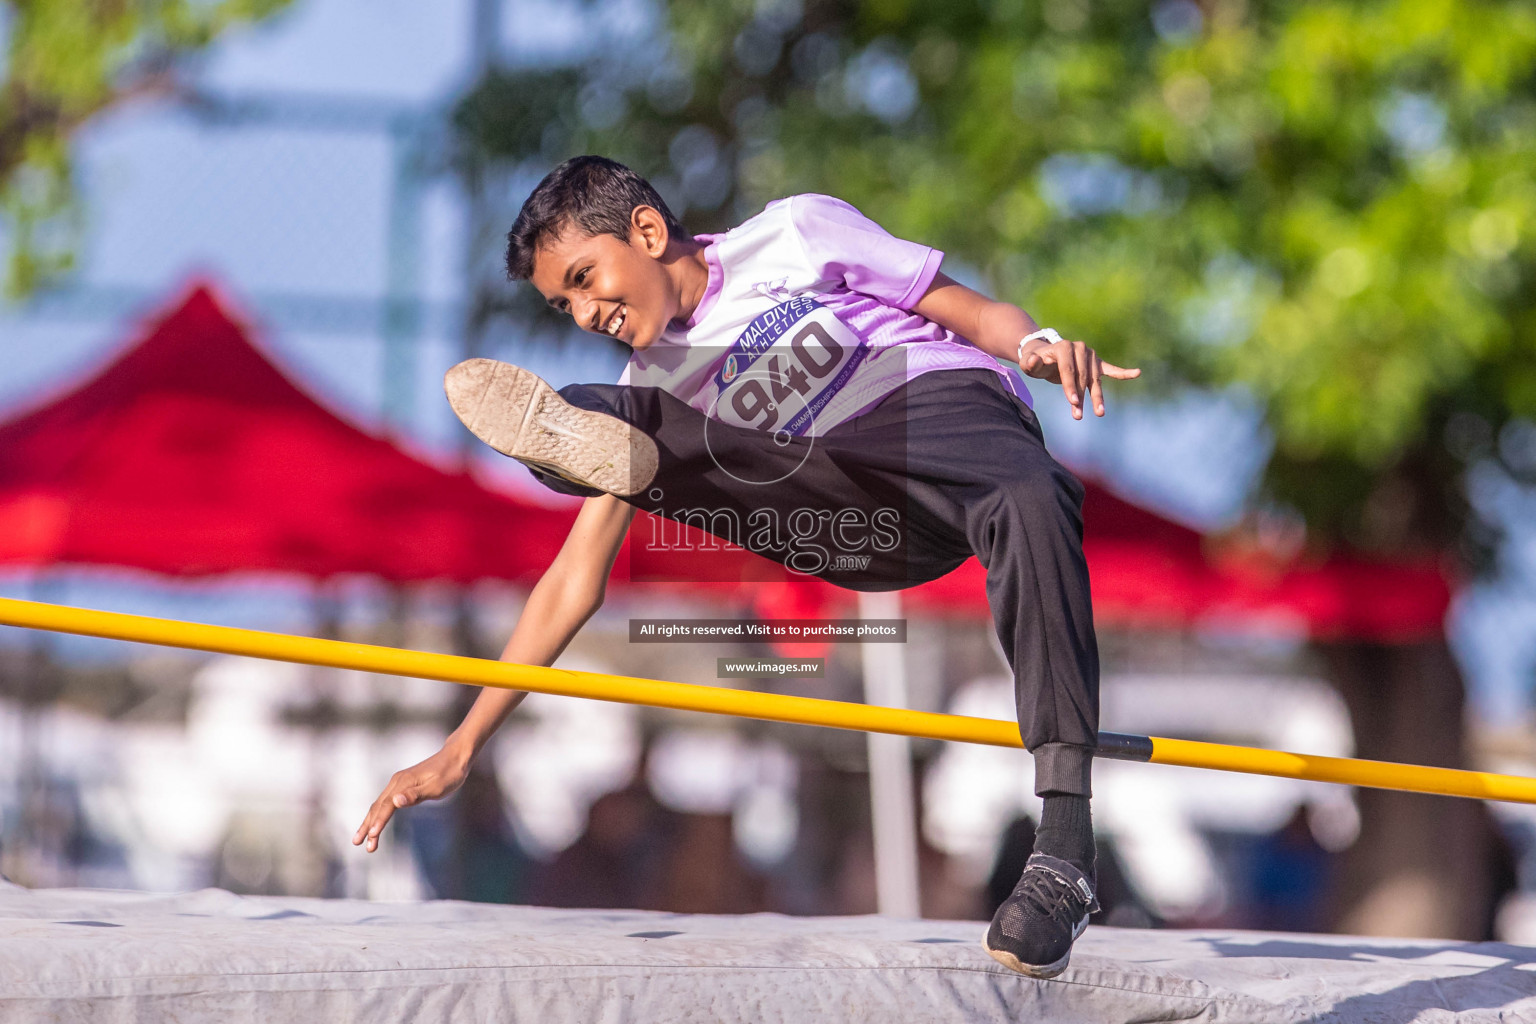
[3,881,1535,1022]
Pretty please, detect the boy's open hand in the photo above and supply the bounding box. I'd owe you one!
[1019,337,1141,419]
[353,744,471,853]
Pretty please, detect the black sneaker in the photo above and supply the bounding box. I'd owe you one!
[983,853,1098,979]
[444,358,658,497]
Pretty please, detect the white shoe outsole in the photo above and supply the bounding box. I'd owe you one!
[983,942,1072,979]
[982,913,1088,980]
[444,358,658,497]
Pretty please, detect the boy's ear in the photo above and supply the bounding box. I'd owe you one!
[630,205,671,258]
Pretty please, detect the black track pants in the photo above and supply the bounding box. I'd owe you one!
[536,368,1099,797]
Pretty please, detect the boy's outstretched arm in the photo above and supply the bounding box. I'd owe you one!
[913,271,1141,419]
[352,493,636,853]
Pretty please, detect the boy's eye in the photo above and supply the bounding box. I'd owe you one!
[576,268,589,285]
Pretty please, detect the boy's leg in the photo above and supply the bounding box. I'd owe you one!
[957,429,1099,802]
[816,369,1101,979]
[542,370,1101,792]
[812,370,1101,800]
[443,359,941,584]
[951,406,1103,974]
[552,381,971,589]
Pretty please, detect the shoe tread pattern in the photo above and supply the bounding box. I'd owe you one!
[445,358,657,497]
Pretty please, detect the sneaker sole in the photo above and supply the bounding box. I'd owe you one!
[982,942,1071,980]
[444,358,658,498]
[981,914,1087,980]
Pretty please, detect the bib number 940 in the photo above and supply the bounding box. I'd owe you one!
[724,320,852,432]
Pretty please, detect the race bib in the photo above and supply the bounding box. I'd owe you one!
[708,297,865,436]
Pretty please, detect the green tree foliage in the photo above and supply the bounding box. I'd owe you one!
[457,0,1536,559]
[0,0,293,295]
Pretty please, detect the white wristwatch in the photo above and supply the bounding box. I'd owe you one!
[1017,328,1062,365]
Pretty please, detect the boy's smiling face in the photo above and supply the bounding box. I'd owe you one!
[529,205,682,351]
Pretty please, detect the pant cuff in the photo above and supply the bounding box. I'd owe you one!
[528,467,605,499]
[1033,742,1094,797]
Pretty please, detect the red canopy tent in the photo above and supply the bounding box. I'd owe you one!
[632,487,1452,643]
[899,485,1453,642]
[0,281,1451,643]
[0,283,572,584]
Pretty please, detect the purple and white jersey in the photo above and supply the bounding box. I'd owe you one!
[618,194,1030,437]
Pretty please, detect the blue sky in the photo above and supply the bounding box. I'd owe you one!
[0,0,1531,718]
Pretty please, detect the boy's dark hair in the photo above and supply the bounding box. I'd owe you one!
[505,156,685,280]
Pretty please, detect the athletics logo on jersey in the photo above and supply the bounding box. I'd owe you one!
[708,297,866,437]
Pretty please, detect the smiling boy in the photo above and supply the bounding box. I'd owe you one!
[354,156,1139,978]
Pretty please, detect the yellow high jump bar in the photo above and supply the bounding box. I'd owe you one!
[3,595,1535,805]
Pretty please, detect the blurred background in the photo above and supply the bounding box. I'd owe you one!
[1,0,1534,941]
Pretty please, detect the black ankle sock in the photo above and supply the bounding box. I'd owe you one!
[1033,794,1094,873]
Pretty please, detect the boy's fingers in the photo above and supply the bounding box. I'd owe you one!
[1055,344,1079,413]
[364,805,393,852]
[353,805,380,845]
[353,766,440,854]
[1090,353,1106,416]
[1062,343,1087,418]
[354,791,402,852]
[370,801,393,833]
[1075,344,1092,409]
[1102,362,1141,379]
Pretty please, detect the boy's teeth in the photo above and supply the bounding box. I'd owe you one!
[607,308,625,335]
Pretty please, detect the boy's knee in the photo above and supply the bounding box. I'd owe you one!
[990,463,1082,524]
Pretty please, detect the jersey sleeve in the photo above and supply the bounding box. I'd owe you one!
[786,194,944,310]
